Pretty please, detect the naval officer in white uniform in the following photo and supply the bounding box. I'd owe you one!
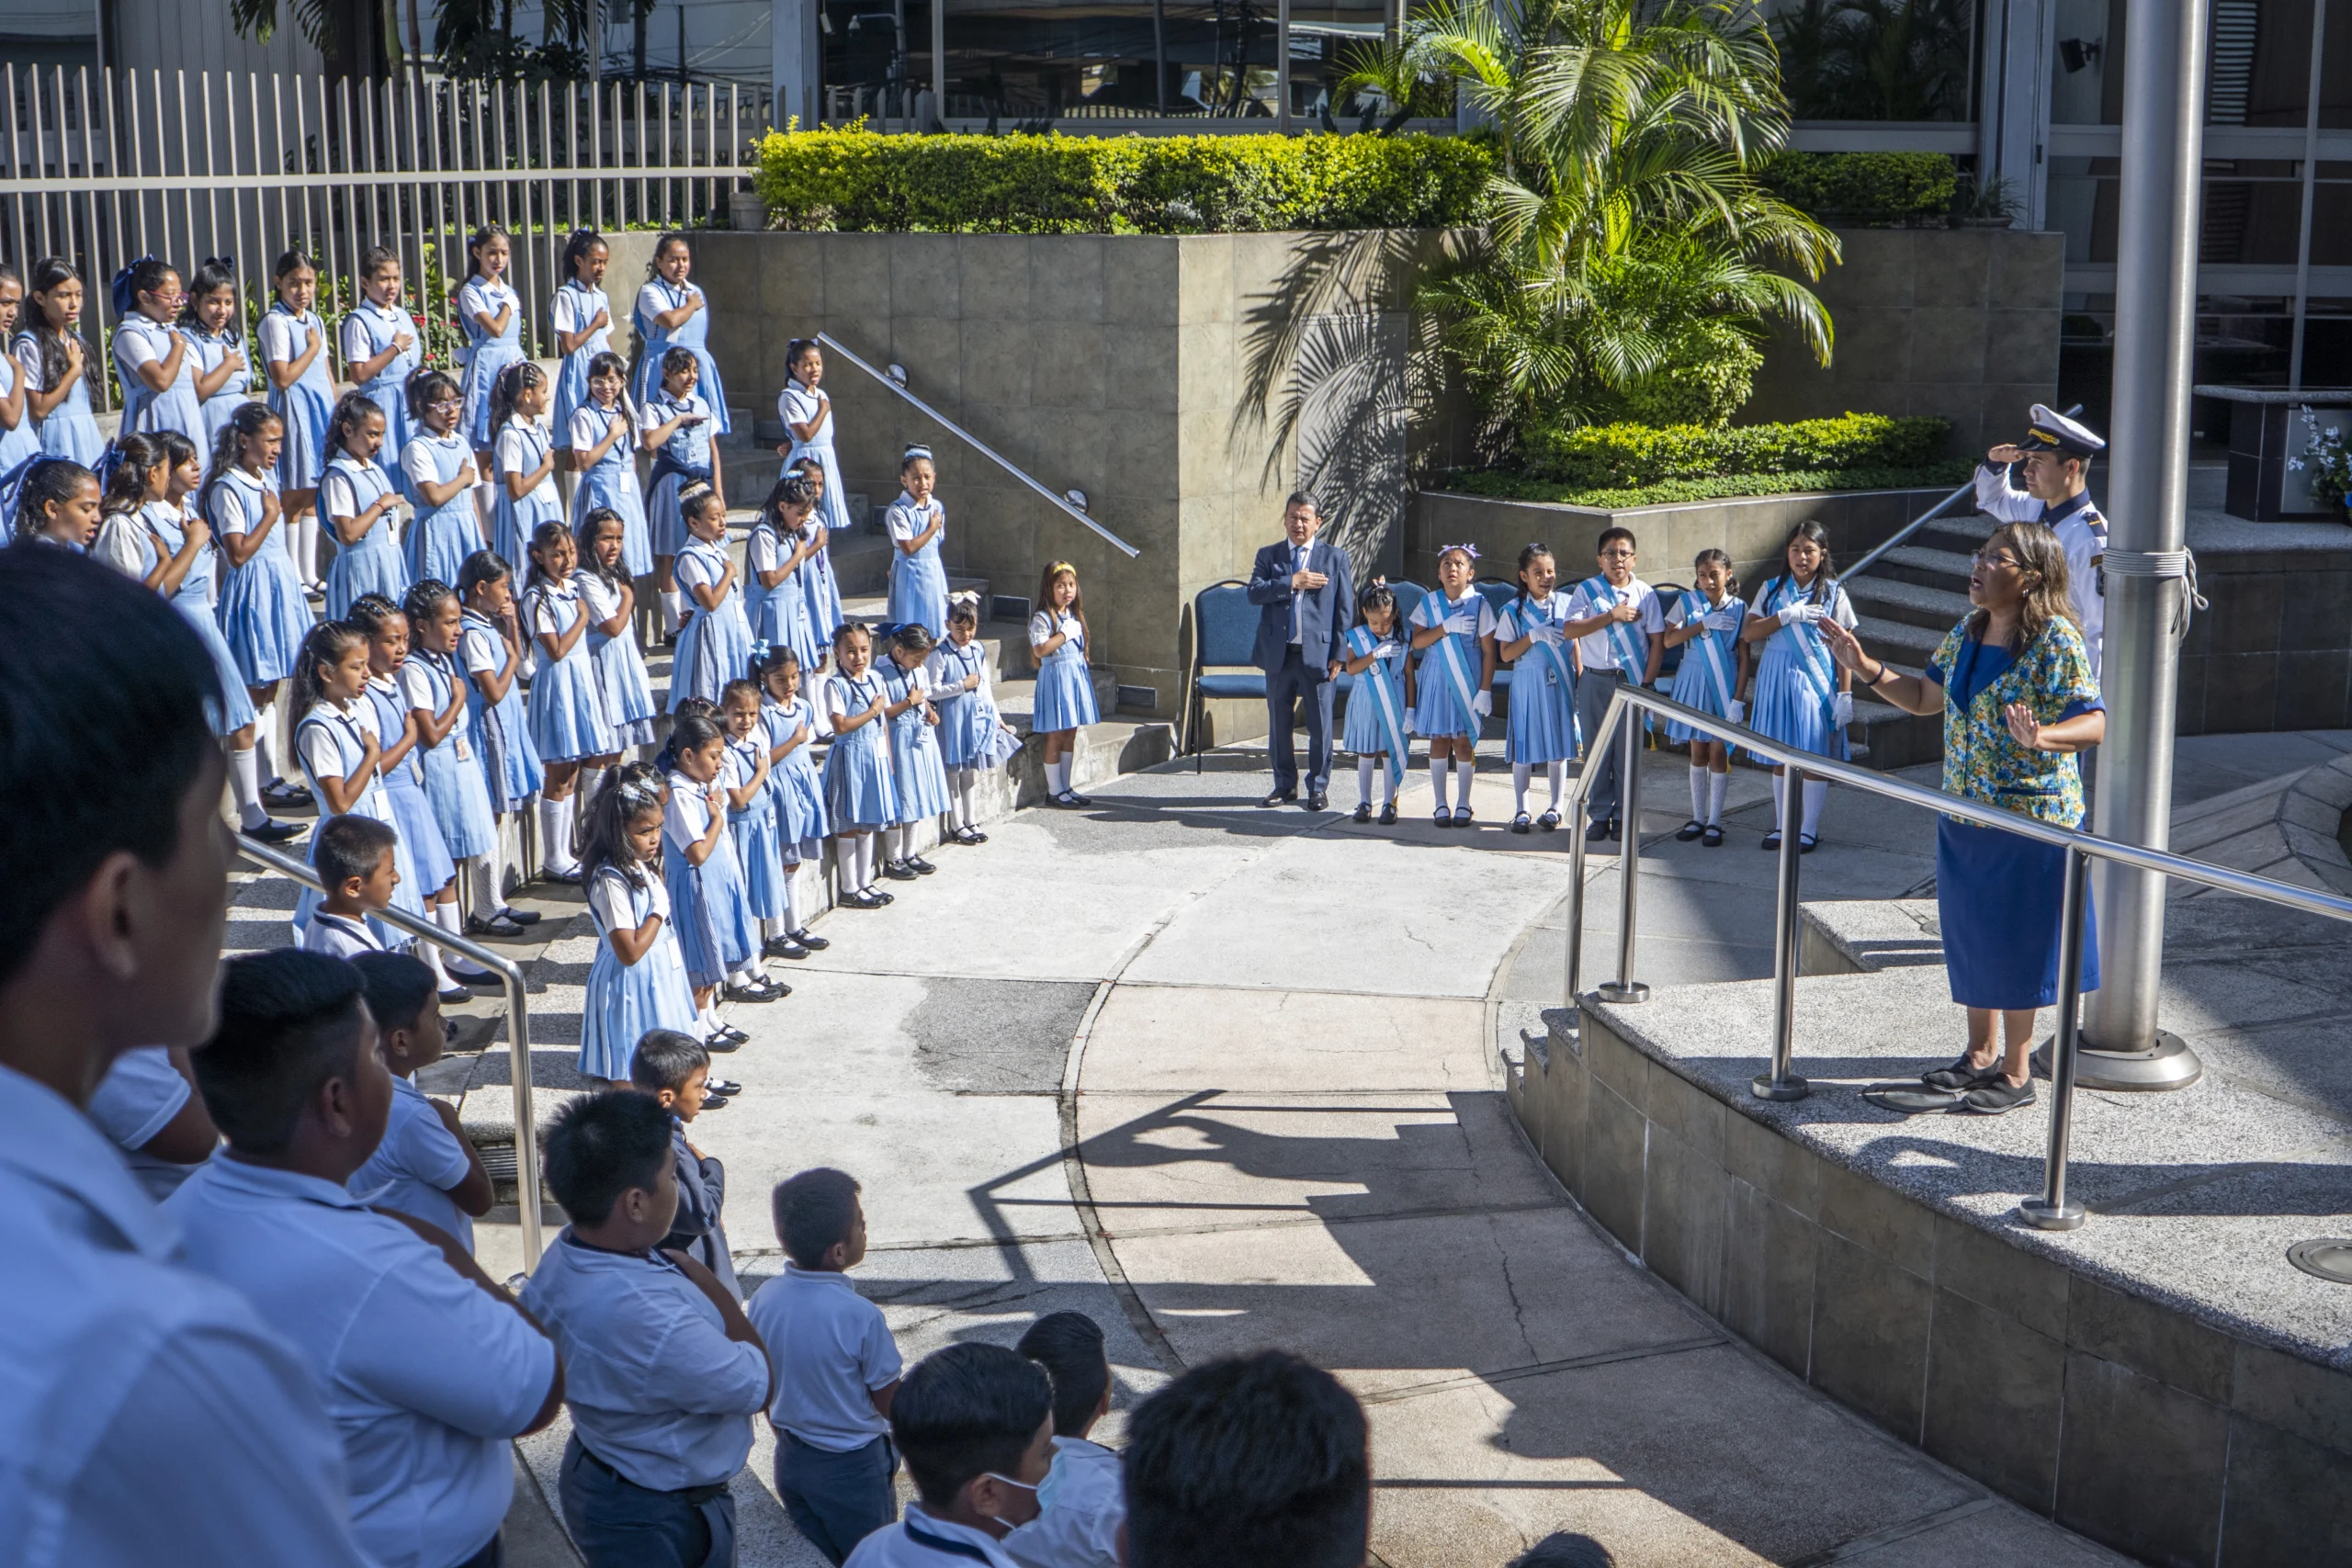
[1975,403,2109,675]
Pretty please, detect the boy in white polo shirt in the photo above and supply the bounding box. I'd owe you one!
[1560,526,1666,841]
[842,1343,1055,1568]
[303,814,398,960]
[167,949,564,1568]
[745,1167,904,1564]
[345,952,492,1252]
[523,1090,774,1568]
[1002,1313,1123,1568]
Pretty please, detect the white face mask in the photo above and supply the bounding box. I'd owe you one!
[982,1472,1043,1532]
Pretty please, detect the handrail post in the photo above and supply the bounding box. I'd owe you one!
[1751,761,1811,1101]
[1594,695,1650,1005]
[1565,717,1596,1009]
[2020,846,2092,1230]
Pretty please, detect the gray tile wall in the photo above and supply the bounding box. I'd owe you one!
[2177,545,2352,735]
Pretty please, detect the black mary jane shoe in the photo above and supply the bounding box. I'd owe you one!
[706,1078,741,1097]
[466,912,527,939]
[1537,810,1560,832]
[723,975,788,1004]
[1800,833,1820,854]
[842,889,887,911]
[436,986,471,1006]
[881,860,920,882]
[699,1093,732,1110]
[1761,830,1782,852]
[1352,803,1373,824]
[763,935,809,960]
[500,907,543,927]
[1702,825,1725,848]
[262,780,313,810]
[1378,802,1397,826]
[1960,1077,2037,1115]
[1060,789,1093,807]
[906,856,937,875]
[869,887,895,906]
[1921,1055,2003,1091]
[789,928,830,952]
[702,1032,742,1053]
[1676,818,1705,842]
[245,818,304,844]
[1510,812,1532,835]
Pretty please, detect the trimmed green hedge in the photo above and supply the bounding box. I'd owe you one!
[1758,152,1959,226]
[1518,412,1952,490]
[753,126,1495,233]
[1448,461,1975,510]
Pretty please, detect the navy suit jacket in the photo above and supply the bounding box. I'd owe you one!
[1245,536,1356,678]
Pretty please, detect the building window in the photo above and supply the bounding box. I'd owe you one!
[1770,0,1979,122]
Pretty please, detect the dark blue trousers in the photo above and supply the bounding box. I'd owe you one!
[559,1434,736,1568]
[776,1431,897,1565]
[1265,646,1336,795]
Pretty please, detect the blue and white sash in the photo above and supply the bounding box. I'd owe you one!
[1520,597,1579,696]
[1678,590,1736,706]
[1762,576,1838,719]
[1423,592,1482,720]
[1579,576,1648,678]
[1346,626,1408,787]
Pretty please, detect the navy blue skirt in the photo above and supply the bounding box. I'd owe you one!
[1935,815,2100,1010]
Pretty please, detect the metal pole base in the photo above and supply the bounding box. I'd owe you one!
[1594,981,1651,1005]
[1749,1072,1810,1103]
[2031,1029,2201,1091]
[2018,1198,2087,1231]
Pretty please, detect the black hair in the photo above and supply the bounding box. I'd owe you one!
[100,434,166,517]
[25,258,95,395]
[786,337,819,376]
[677,482,723,528]
[326,391,385,461]
[772,1166,861,1268]
[831,618,871,653]
[1596,526,1637,554]
[350,949,436,1038]
[1769,518,1838,605]
[462,221,509,284]
[663,712,726,777]
[407,367,460,423]
[1510,1533,1618,1568]
[291,620,369,718]
[345,592,405,640]
[585,348,628,388]
[543,1088,675,1228]
[0,548,221,991]
[720,676,761,712]
[402,577,459,634]
[660,344,699,382]
[111,255,178,319]
[197,400,282,526]
[1284,491,1319,517]
[762,469,818,526]
[153,428,201,480]
[270,247,316,288]
[315,812,397,890]
[1015,1311,1111,1438]
[891,622,934,658]
[523,518,572,597]
[900,445,934,475]
[177,255,240,330]
[1514,541,1556,608]
[891,1343,1054,1511]
[457,548,512,601]
[575,505,629,590]
[1355,581,1400,637]
[946,596,980,629]
[1691,547,1736,595]
[490,359,546,435]
[192,949,369,1157]
[647,231,692,276]
[12,458,97,543]
[629,1027,708,1095]
[563,227,607,277]
[581,761,665,890]
[357,243,400,279]
[752,642,804,694]
[1125,1351,1370,1568]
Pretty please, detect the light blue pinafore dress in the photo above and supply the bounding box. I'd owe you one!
[568,398,651,578]
[1340,625,1410,787]
[550,279,613,434]
[821,671,899,830]
[263,304,335,491]
[15,331,103,465]
[579,863,697,1079]
[884,660,953,823]
[403,431,481,589]
[401,647,498,862]
[493,419,563,571]
[523,576,616,765]
[1498,592,1577,764]
[577,568,657,749]
[456,276,525,449]
[929,638,1019,772]
[1031,612,1100,735]
[724,731,786,922]
[668,535,752,713]
[662,771,755,987]
[459,608,544,812]
[321,455,409,620]
[366,673,458,896]
[134,501,258,737]
[886,493,949,638]
[343,301,420,491]
[209,467,311,688]
[114,312,205,453]
[1664,590,1746,745]
[763,694,830,860]
[631,277,728,433]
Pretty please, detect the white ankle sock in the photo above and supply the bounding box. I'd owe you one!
[1429,757,1451,813]
[1802,778,1827,838]
[1689,765,1708,822]
[1357,757,1376,805]
[1708,770,1729,825]
[1545,760,1566,811]
[230,747,266,829]
[1772,773,1787,832]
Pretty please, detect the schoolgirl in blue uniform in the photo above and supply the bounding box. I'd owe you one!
[521,519,616,883]
[177,256,254,450]
[550,229,615,434]
[401,577,537,939]
[1661,547,1748,846]
[639,346,721,640]
[718,677,793,956]
[786,457,844,672]
[886,446,949,637]
[669,483,752,713]
[926,595,1018,845]
[259,249,336,594]
[455,222,525,457]
[1339,581,1411,825]
[338,247,421,491]
[492,361,561,571]
[9,456,99,548]
[110,258,205,454]
[290,620,430,945]
[822,620,900,910]
[1494,543,1578,833]
[1408,544,1499,827]
[566,349,650,578]
[779,339,850,543]
[574,504,659,752]
[456,549,546,856]
[880,623,953,880]
[754,643,832,958]
[205,402,312,801]
[401,369,483,590]
[0,265,39,499]
[14,257,103,466]
[631,232,728,434]
[576,767,700,1084]
[318,393,409,620]
[1738,519,1856,853]
[746,468,820,658]
[664,711,785,1010]
[1029,561,1099,808]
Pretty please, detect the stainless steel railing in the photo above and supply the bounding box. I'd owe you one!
[813,332,1144,559]
[236,834,546,1267]
[1560,686,2352,1232]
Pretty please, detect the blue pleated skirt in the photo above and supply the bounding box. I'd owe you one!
[1410,640,1482,740]
[551,352,594,435]
[573,467,652,578]
[1504,660,1577,763]
[662,836,755,987]
[323,529,411,622]
[216,551,314,688]
[773,758,830,861]
[471,688,544,812]
[823,724,899,830]
[889,717,953,823]
[1665,648,1739,746]
[647,472,695,559]
[888,548,949,639]
[579,931,697,1079]
[39,406,105,465]
[729,802,787,920]
[797,555,843,658]
[381,773,458,894]
[1342,671,1406,757]
[1749,644,1849,763]
[1033,650,1098,735]
[272,379,335,491]
[937,694,1019,771]
[528,653,614,764]
[1936,816,2100,1010]
[460,342,526,449]
[419,737,498,861]
[590,632,659,749]
[412,500,481,589]
[176,599,259,736]
[669,598,752,712]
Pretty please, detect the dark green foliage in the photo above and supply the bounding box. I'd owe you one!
[1758,152,1959,225]
[1517,411,1953,488]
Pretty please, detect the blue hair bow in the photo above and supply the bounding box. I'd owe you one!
[748,638,773,666]
[110,255,162,319]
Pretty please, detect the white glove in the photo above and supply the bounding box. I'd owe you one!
[1777,602,1821,628]
[1834,693,1854,726]
[1061,619,1084,646]
[1445,614,1478,635]
[1373,640,1402,660]
[1727,698,1747,723]
[1532,623,1565,647]
[1472,691,1492,718]
[1705,610,1740,633]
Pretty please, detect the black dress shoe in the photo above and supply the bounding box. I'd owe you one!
[244,818,304,844]
[789,928,830,951]
[1921,1055,2002,1091]
[881,860,920,882]
[1352,803,1372,823]
[906,856,937,874]
[1261,789,1298,807]
[1378,802,1397,825]
[1306,793,1329,812]
[699,1092,731,1110]
[706,1078,741,1096]
[764,935,809,960]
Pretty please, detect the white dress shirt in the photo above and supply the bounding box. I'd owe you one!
[1001,1435,1124,1568]
[1564,575,1666,671]
[743,1262,902,1451]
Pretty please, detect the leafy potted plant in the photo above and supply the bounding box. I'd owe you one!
[2288,405,2352,523]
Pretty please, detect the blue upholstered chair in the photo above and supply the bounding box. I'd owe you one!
[1187,580,1267,770]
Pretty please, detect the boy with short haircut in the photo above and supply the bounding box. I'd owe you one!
[167,949,564,1568]
[629,1027,741,1298]
[1002,1312,1122,1568]
[745,1168,905,1564]
[345,951,493,1252]
[1559,527,1666,842]
[842,1342,1054,1568]
[305,814,400,959]
[522,1090,773,1568]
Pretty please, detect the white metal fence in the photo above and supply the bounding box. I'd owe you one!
[0,65,772,410]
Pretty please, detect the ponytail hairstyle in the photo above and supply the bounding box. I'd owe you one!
[196,401,282,525]
[177,256,240,331]
[1967,520,2076,656]
[719,676,762,716]
[268,248,316,308]
[344,592,405,641]
[489,360,546,434]
[153,428,201,491]
[406,367,459,424]
[1513,542,1555,610]
[900,444,934,479]
[401,576,460,644]
[457,547,512,604]
[831,617,871,661]
[1035,562,1087,649]
[324,392,384,462]
[658,710,726,777]
[1691,547,1736,602]
[761,469,817,537]
[677,482,723,533]
[646,231,693,280]
[110,256,177,321]
[581,761,666,888]
[523,518,572,597]
[946,592,981,632]
[1771,519,1837,606]
[26,258,96,394]
[1356,580,1400,641]
[890,622,935,661]
[575,505,628,591]
[786,337,819,383]
[290,619,368,717]
[562,227,606,281]
[11,457,97,543]
[463,221,510,285]
[357,244,399,285]
[752,640,803,698]
[100,433,166,517]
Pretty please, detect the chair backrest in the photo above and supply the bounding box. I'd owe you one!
[1650,580,1690,677]
[1193,581,1260,670]
[1386,580,1430,628]
[1473,578,1519,620]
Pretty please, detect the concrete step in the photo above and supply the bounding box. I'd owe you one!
[1914,513,1996,558]
[1849,694,1943,772]
[1852,615,1946,671]
[1846,573,1973,634]
[1871,544,1977,593]
[827,531,895,597]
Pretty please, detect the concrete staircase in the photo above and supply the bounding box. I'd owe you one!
[1840,506,1997,770]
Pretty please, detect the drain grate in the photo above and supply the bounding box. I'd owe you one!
[2287,1238,2352,1285]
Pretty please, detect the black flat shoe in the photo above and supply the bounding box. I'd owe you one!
[540,866,582,886]
[699,1092,731,1109]
[500,907,542,927]
[1585,818,1612,842]
[436,987,470,1006]
[1062,789,1093,807]
[842,889,886,910]
[724,976,787,1003]
[906,856,937,875]
[466,913,526,939]
[881,861,919,882]
[1378,802,1397,825]
[262,781,312,809]
[1960,1077,2037,1114]
[1761,830,1782,852]
[1352,802,1372,823]
[1537,810,1560,831]
[1510,812,1532,834]
[703,1032,742,1053]
[1702,825,1724,847]
[244,818,304,843]
[1921,1055,2003,1091]
[869,887,895,905]
[1676,818,1705,841]
[706,1078,741,1096]
[789,928,830,951]
[764,935,809,960]
[1800,834,1819,854]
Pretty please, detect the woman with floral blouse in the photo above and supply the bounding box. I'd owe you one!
[1819,519,2105,1113]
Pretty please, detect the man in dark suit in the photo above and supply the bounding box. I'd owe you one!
[1245,493,1356,810]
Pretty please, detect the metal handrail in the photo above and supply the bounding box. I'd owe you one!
[1559,685,2352,1232]
[1839,404,2084,584]
[236,834,545,1268]
[813,333,1143,559]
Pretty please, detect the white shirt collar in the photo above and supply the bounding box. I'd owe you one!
[0,1060,179,1258]
[904,1506,1015,1562]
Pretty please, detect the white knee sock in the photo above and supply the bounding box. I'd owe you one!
[253,702,279,784]
[1513,762,1532,815]
[1046,759,1069,795]
[1357,757,1376,807]
[1380,759,1398,805]
[1802,778,1827,839]
[467,856,496,920]
[1689,765,1708,822]
[230,747,266,829]
[862,833,881,890]
[1455,758,1472,813]
[1772,772,1787,833]
[1545,760,1566,812]
[294,511,321,584]
[1429,757,1451,813]
[1708,769,1729,825]
[782,874,803,934]
[577,765,605,818]
[436,901,489,977]
[662,590,685,635]
[485,833,512,911]
[834,840,857,901]
[956,770,978,829]
[539,796,578,874]
[413,937,452,988]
